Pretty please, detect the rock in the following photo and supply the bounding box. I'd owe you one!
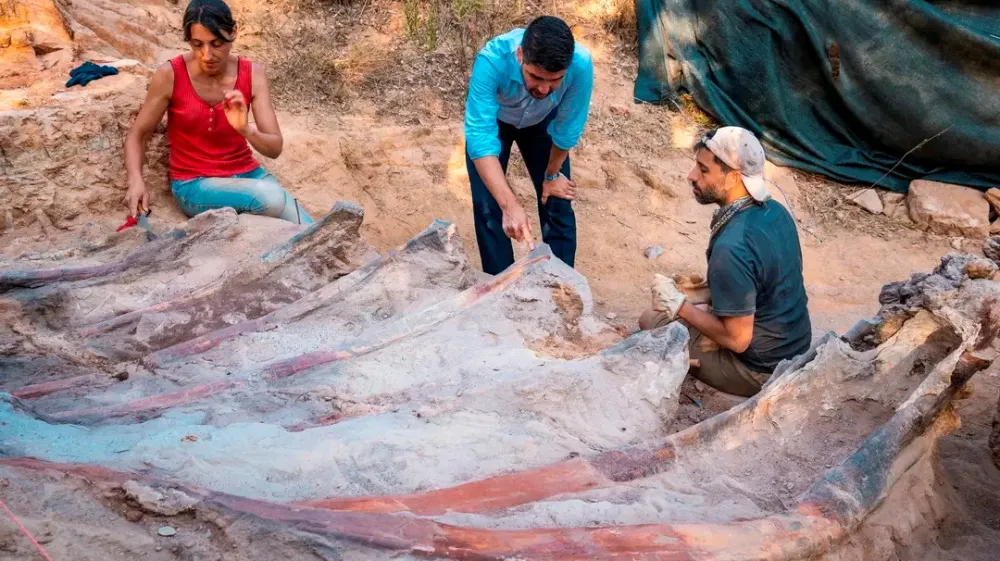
[123,480,198,516]
[985,236,1000,264]
[124,509,144,523]
[883,192,905,205]
[847,189,883,214]
[605,312,617,320]
[964,258,998,280]
[2,211,12,233]
[157,526,176,537]
[608,104,631,116]
[33,209,55,237]
[1,76,174,231]
[644,246,663,260]
[0,0,74,87]
[951,238,963,251]
[764,162,802,215]
[107,58,145,74]
[987,188,1000,215]
[694,380,708,392]
[907,180,991,238]
[992,220,1000,235]
[1,0,184,232]
[882,192,912,223]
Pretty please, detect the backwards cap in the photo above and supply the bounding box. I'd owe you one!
[701,127,770,203]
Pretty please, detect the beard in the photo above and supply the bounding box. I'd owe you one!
[692,181,725,205]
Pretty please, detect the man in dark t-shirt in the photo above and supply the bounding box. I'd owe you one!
[639,126,811,396]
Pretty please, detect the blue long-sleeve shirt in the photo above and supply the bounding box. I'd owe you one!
[464,28,594,160]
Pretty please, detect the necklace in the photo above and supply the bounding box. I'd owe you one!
[709,196,758,242]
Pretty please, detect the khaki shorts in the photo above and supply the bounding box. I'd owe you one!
[642,310,769,397]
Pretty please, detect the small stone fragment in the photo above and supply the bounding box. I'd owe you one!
[123,481,198,516]
[694,380,708,392]
[124,509,144,523]
[784,482,795,491]
[883,193,912,223]
[951,238,963,250]
[992,220,1000,235]
[608,104,631,116]
[2,211,12,234]
[644,246,663,260]
[764,163,802,213]
[986,188,1000,214]
[964,258,998,280]
[847,189,883,214]
[983,236,1000,264]
[157,526,176,537]
[605,312,617,320]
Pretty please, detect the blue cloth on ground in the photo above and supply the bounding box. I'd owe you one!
[66,61,119,88]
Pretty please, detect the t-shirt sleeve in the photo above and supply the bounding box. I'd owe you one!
[707,241,758,317]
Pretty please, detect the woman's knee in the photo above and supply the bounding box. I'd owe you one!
[246,181,288,218]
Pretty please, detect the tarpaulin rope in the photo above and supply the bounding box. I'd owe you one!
[0,497,54,561]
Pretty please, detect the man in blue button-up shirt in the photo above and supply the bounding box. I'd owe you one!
[464,16,594,274]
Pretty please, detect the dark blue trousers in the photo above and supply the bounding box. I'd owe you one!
[466,116,576,275]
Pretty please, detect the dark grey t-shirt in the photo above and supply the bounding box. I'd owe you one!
[707,200,812,373]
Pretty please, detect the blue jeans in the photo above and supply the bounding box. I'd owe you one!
[170,167,314,225]
[466,112,576,275]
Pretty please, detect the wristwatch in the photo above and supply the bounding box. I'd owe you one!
[544,172,562,182]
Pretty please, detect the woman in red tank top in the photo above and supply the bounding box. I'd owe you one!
[123,0,313,225]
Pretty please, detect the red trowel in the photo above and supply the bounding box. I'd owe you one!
[116,207,157,241]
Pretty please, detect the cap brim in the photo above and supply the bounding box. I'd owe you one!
[742,175,771,202]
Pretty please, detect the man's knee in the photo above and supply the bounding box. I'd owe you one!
[639,309,670,331]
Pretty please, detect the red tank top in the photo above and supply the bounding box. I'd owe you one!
[167,55,259,181]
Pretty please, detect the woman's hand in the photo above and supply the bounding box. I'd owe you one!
[223,90,249,135]
[123,176,149,217]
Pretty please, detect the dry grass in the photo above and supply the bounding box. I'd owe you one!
[232,0,358,108]
[229,0,642,122]
[794,171,916,240]
[596,0,637,53]
[401,0,539,64]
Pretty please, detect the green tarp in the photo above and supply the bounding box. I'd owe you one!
[634,0,1000,192]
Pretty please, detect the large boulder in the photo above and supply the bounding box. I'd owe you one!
[0,0,75,87]
[0,74,172,232]
[907,179,991,238]
[1,0,184,236]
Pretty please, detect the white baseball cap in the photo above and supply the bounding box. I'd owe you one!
[700,127,771,203]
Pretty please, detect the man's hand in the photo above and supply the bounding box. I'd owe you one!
[541,174,576,204]
[223,90,249,135]
[502,202,535,249]
[651,273,687,323]
[123,176,149,217]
